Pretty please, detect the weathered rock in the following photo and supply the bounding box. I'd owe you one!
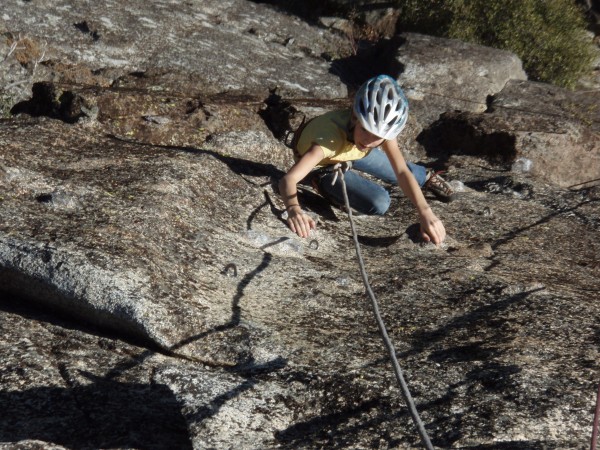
[0,0,347,113]
[0,1,599,448]
[328,32,528,158]
[10,81,273,148]
[387,33,527,127]
[418,80,600,188]
[0,294,301,449]
[1,114,598,448]
[261,0,401,38]
[0,117,292,365]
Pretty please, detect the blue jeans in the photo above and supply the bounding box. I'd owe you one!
[314,148,427,215]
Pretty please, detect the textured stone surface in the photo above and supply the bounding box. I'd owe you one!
[0,0,347,116]
[1,114,598,448]
[0,295,298,449]
[0,1,599,448]
[328,32,528,158]
[418,80,600,188]
[389,33,527,126]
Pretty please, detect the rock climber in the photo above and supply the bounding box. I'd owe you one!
[278,74,453,244]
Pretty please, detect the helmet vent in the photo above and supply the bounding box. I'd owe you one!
[384,104,392,119]
[353,75,409,140]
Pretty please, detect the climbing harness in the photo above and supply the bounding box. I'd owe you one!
[335,167,434,450]
[328,161,353,186]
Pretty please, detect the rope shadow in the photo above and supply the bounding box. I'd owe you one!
[490,197,599,250]
[0,216,290,447]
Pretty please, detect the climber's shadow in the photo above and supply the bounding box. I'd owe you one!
[296,186,340,222]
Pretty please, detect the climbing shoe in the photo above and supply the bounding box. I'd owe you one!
[424,171,457,203]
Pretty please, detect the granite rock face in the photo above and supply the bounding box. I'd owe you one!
[329,32,528,158]
[0,1,599,449]
[419,80,600,188]
[0,0,348,116]
[0,294,297,449]
[389,33,528,123]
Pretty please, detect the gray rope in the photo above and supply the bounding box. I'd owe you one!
[592,383,600,450]
[337,168,435,450]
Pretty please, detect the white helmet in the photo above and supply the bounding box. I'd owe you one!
[353,75,409,140]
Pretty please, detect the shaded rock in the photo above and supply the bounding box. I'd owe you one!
[418,111,519,164]
[259,0,400,39]
[0,295,298,449]
[10,82,97,124]
[419,80,600,187]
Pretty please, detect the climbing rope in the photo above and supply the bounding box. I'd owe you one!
[592,383,600,450]
[336,167,435,450]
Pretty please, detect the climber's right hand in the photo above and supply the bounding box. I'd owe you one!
[287,207,316,238]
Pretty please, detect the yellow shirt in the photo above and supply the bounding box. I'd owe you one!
[296,109,370,167]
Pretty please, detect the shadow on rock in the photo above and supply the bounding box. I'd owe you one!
[329,36,406,90]
[0,292,161,353]
[465,175,534,199]
[404,288,544,358]
[403,287,546,446]
[491,196,599,249]
[274,398,400,449]
[259,90,305,144]
[0,375,192,449]
[0,251,288,446]
[11,82,97,124]
[417,112,518,166]
[107,133,286,182]
[357,233,403,247]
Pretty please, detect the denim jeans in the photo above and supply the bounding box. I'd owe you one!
[314,148,427,215]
